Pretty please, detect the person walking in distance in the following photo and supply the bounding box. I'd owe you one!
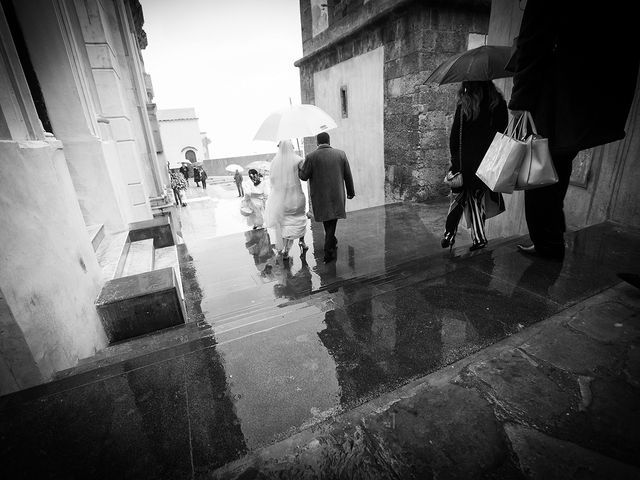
[299,132,355,263]
[508,0,639,260]
[193,166,201,187]
[179,163,189,186]
[234,169,244,197]
[199,167,208,189]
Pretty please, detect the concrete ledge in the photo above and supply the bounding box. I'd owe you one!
[95,267,186,344]
[128,214,174,248]
[86,224,104,252]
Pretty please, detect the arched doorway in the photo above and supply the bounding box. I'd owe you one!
[184,149,196,162]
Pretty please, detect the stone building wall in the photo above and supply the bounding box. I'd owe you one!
[297,0,490,204]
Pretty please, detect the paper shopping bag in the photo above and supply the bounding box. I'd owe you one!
[515,112,559,190]
[476,116,527,193]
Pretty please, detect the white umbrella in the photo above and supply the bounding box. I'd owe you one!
[253,104,337,141]
[225,164,244,173]
[246,160,271,172]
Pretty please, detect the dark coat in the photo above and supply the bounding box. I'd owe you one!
[179,165,189,179]
[507,0,639,154]
[299,144,355,222]
[193,168,201,182]
[450,97,508,191]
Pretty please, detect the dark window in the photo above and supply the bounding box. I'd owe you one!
[340,86,348,118]
[1,0,52,134]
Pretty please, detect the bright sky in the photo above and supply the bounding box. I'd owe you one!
[140,0,303,159]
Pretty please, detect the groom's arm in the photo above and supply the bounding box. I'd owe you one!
[298,154,312,181]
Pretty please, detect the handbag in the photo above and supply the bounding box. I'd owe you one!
[514,112,558,190]
[444,113,464,189]
[444,171,463,189]
[476,114,527,193]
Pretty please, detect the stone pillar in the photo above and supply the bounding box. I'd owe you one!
[0,3,107,395]
[76,0,164,201]
[117,0,165,196]
[10,0,135,232]
[66,0,154,224]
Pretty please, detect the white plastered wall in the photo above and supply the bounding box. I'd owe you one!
[313,46,385,212]
[0,3,107,394]
[158,117,203,166]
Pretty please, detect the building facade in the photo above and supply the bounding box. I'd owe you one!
[296,0,491,211]
[297,0,640,236]
[157,107,206,167]
[0,0,171,395]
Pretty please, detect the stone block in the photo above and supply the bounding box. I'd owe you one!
[460,348,578,425]
[96,267,186,344]
[364,384,516,478]
[419,129,448,150]
[429,7,455,30]
[92,69,126,117]
[129,218,174,248]
[505,423,640,480]
[384,58,402,79]
[519,324,619,375]
[85,43,118,70]
[435,31,466,54]
[568,301,640,344]
[400,52,421,76]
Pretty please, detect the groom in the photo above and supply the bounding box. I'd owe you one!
[299,132,355,263]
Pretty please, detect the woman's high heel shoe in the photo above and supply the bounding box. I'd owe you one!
[469,240,487,252]
[441,232,455,251]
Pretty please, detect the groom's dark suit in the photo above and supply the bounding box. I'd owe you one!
[299,143,355,262]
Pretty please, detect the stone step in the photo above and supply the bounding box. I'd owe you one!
[86,224,105,252]
[95,231,129,283]
[154,245,183,299]
[3,332,217,410]
[121,238,154,277]
[54,321,213,380]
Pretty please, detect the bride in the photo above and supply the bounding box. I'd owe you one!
[265,140,309,261]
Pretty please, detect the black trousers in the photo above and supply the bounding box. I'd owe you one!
[323,219,338,255]
[524,150,578,255]
[236,182,244,196]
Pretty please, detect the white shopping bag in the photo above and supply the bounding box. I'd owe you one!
[476,115,527,193]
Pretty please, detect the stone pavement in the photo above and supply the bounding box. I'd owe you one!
[1,197,639,479]
[212,280,640,479]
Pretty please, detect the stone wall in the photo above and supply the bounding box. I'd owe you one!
[0,140,108,394]
[297,0,490,203]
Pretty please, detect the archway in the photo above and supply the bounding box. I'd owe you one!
[184,149,196,162]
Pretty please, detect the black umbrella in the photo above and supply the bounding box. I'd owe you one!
[424,45,514,85]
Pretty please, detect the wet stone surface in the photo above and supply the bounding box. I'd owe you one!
[1,194,640,479]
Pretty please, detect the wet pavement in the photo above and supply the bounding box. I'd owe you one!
[214,280,640,480]
[1,180,639,479]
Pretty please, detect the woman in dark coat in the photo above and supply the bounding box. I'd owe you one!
[442,80,508,251]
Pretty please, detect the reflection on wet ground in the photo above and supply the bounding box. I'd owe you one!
[176,188,640,454]
[1,182,639,478]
